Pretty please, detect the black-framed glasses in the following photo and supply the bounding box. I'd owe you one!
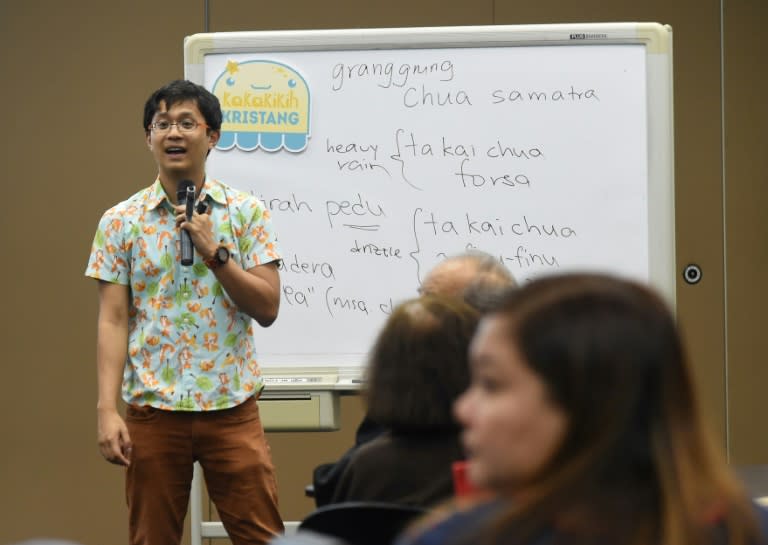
[149,119,208,133]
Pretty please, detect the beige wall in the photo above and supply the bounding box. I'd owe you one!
[722,0,768,463]
[1,1,765,543]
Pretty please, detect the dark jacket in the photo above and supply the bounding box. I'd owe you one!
[312,416,385,507]
[330,430,465,508]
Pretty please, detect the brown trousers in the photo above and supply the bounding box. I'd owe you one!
[125,397,283,545]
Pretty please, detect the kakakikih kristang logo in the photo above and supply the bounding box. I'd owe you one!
[211,59,311,152]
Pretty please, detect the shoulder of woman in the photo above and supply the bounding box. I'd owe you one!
[397,499,501,545]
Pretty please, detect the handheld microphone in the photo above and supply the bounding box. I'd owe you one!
[177,180,195,266]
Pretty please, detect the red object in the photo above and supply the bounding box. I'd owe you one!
[452,460,478,497]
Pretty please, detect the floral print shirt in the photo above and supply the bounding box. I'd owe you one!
[85,177,281,411]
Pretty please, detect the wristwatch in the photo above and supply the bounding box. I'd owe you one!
[204,246,230,270]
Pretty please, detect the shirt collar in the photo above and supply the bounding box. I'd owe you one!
[144,178,168,211]
[144,176,227,211]
[200,178,228,207]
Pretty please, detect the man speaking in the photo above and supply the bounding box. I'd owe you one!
[85,80,283,545]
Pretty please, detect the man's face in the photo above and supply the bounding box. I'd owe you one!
[145,99,219,185]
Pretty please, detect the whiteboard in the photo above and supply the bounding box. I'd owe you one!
[184,23,675,377]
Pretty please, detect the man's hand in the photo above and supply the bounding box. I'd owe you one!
[97,407,132,466]
[175,204,218,260]
[174,204,281,325]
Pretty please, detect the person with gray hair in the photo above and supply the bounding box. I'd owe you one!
[419,250,517,313]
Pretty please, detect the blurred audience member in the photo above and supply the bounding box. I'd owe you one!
[399,273,768,545]
[330,295,480,506]
[312,251,515,506]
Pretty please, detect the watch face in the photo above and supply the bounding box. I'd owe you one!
[216,246,230,263]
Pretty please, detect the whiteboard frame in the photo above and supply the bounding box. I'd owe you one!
[184,22,675,307]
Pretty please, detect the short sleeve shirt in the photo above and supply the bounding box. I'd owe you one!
[85,178,281,411]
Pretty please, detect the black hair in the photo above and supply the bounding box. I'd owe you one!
[142,79,222,132]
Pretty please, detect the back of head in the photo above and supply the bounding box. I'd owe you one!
[421,250,516,313]
[468,273,755,545]
[365,295,480,433]
[142,79,222,132]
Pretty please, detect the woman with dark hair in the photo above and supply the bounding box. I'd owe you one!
[313,250,514,507]
[330,295,481,507]
[400,273,768,545]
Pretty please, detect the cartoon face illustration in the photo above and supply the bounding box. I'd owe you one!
[211,59,311,152]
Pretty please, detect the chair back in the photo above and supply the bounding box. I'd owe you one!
[269,530,350,545]
[297,501,428,545]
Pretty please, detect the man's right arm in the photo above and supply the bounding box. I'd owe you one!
[96,280,132,466]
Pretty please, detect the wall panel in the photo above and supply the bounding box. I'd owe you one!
[208,0,493,30]
[723,0,768,464]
